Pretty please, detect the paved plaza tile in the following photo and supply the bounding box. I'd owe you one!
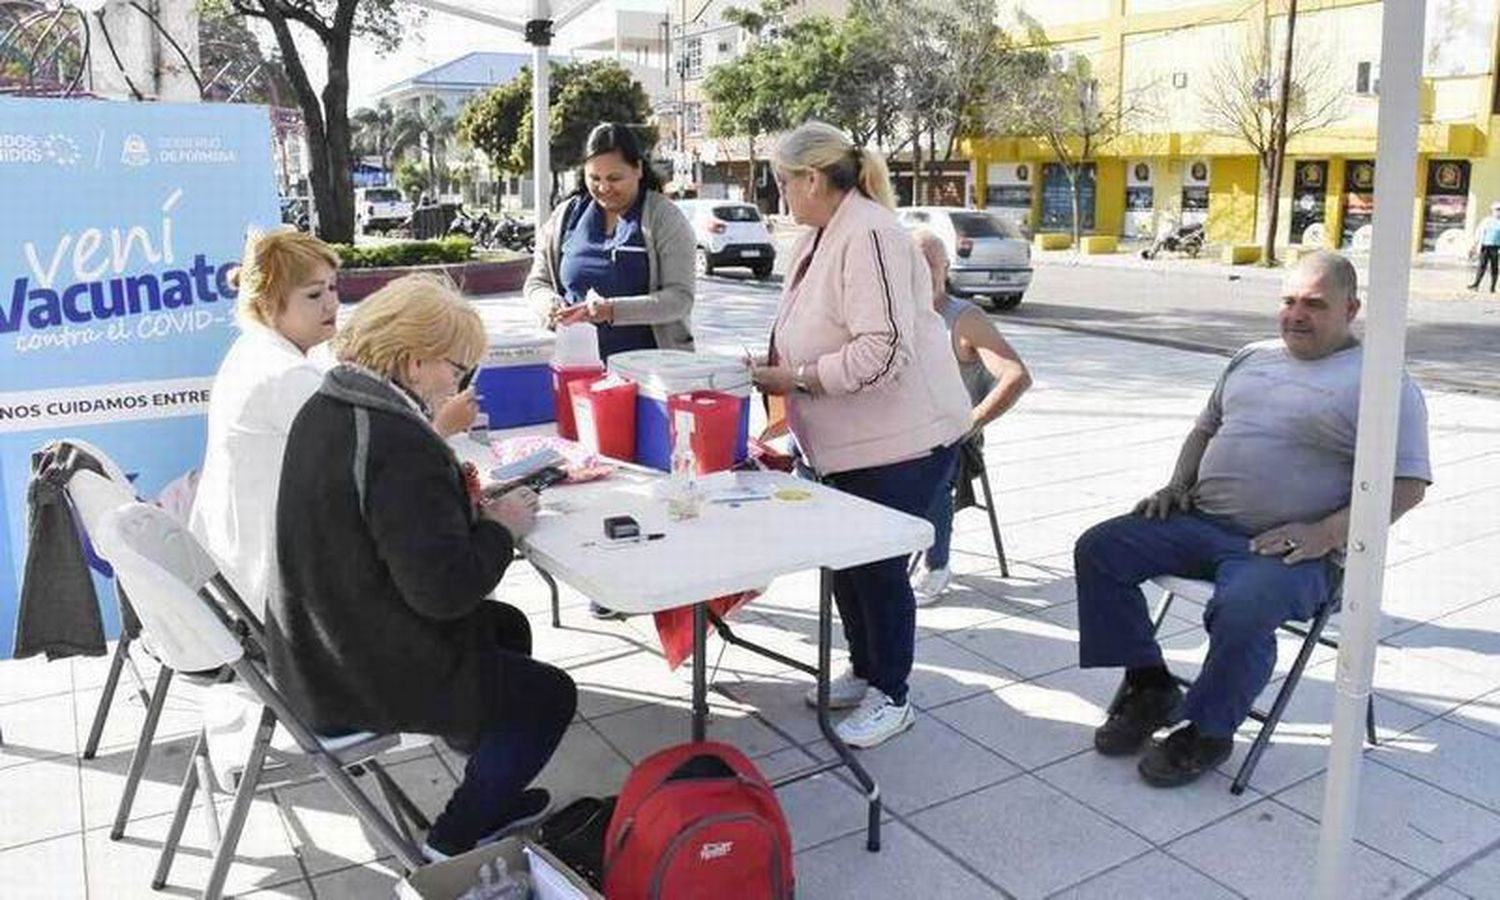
[0,311,1495,897]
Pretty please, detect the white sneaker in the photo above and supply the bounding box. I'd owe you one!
[835,690,915,749]
[912,566,952,606]
[804,667,869,710]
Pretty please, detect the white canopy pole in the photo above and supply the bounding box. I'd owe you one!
[527,0,553,217]
[1314,1,1424,896]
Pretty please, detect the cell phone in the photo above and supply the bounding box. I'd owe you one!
[484,465,567,500]
[458,364,481,393]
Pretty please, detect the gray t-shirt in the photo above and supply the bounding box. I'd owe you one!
[1192,339,1432,534]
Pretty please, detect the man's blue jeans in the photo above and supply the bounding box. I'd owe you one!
[823,443,959,705]
[1074,512,1333,737]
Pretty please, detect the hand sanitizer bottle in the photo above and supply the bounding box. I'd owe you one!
[668,410,703,520]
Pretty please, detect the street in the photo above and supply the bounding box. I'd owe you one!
[750,226,1500,395]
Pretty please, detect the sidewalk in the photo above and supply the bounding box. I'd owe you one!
[0,295,1496,898]
[1029,245,1485,302]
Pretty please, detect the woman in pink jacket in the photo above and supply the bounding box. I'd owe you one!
[751,122,971,749]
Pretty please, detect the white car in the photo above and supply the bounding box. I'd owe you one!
[896,206,1033,310]
[355,186,412,234]
[676,199,776,279]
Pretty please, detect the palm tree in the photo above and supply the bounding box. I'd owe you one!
[413,101,456,197]
[350,104,407,174]
[352,101,457,198]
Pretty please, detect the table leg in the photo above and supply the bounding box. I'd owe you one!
[815,567,882,852]
[692,602,708,743]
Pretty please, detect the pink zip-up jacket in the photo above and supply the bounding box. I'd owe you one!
[772,191,971,475]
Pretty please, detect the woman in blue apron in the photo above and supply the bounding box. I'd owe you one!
[524,124,696,618]
[525,122,696,360]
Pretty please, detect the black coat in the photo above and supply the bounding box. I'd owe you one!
[269,366,515,739]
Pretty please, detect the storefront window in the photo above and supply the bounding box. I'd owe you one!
[1422,160,1470,253]
[1040,162,1096,232]
[1291,160,1329,244]
[1341,159,1376,249]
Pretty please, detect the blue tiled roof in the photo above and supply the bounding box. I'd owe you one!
[411,51,534,86]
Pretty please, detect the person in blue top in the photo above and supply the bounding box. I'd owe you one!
[524,123,695,619]
[1469,200,1500,293]
[524,122,696,359]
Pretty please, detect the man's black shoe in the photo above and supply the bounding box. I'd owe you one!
[1094,681,1182,756]
[1138,723,1234,788]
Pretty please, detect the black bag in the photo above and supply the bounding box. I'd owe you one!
[536,795,615,889]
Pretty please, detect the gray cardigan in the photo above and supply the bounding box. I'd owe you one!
[523,191,696,351]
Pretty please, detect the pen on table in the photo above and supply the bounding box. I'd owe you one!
[582,533,666,549]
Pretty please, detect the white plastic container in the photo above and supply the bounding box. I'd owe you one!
[606,350,752,471]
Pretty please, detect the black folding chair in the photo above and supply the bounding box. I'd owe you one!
[915,436,1009,578]
[1111,575,1378,795]
[958,438,1010,578]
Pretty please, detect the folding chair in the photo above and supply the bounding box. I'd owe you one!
[914,436,1009,579]
[1115,574,1378,795]
[65,465,191,841]
[954,436,1009,577]
[93,501,427,899]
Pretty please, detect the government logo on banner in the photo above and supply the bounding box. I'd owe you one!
[0,98,279,656]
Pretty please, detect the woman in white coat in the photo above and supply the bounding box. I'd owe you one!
[190,229,343,618]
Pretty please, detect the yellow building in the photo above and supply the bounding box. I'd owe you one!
[968,0,1499,255]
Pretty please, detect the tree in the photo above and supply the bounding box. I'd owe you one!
[1198,16,1346,264]
[704,36,788,206]
[351,104,411,173]
[411,101,457,197]
[215,0,424,242]
[460,60,651,203]
[199,7,294,105]
[550,60,654,174]
[990,53,1147,246]
[395,157,429,201]
[457,74,530,177]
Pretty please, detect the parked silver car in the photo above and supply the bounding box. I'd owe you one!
[676,199,777,279]
[896,206,1033,310]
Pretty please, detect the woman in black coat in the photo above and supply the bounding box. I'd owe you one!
[270,273,576,859]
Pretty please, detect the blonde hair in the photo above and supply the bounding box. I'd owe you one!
[334,274,486,379]
[233,227,340,326]
[774,121,895,210]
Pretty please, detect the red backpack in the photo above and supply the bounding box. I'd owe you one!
[603,741,794,900]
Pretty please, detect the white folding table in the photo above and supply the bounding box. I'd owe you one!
[462,441,931,853]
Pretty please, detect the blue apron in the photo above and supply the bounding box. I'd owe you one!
[558,194,658,360]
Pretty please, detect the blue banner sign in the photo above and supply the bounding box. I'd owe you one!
[0,98,279,656]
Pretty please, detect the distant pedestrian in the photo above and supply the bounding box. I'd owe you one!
[1468,201,1500,292]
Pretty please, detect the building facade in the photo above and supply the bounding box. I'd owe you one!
[969,0,1500,254]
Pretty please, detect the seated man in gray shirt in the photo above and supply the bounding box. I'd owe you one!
[1073,250,1431,788]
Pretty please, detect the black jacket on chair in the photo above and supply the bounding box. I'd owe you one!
[269,365,516,740]
[14,441,142,660]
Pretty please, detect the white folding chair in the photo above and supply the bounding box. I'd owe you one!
[93,501,427,899]
[65,464,201,843]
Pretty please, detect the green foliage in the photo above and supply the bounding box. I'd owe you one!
[331,237,474,269]
[458,74,531,174]
[395,158,430,200]
[459,60,652,176]
[550,60,654,170]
